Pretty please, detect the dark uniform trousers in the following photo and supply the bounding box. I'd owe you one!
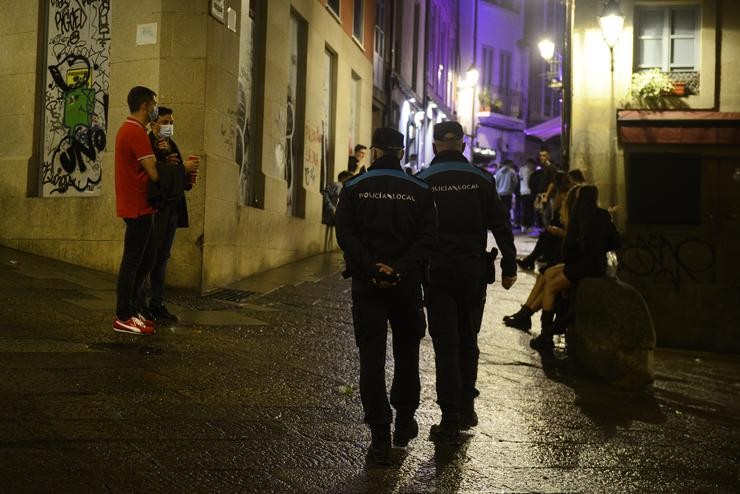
[425,263,487,422]
[351,277,426,427]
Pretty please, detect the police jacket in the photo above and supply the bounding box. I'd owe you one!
[417,150,517,278]
[335,154,438,281]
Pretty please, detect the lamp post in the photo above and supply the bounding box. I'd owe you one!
[598,0,625,72]
[538,39,562,89]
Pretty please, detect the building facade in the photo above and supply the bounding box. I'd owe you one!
[569,0,740,351]
[459,0,529,166]
[523,0,565,163]
[0,0,375,292]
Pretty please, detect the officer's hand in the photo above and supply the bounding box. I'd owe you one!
[157,138,170,151]
[501,275,517,290]
[372,263,398,289]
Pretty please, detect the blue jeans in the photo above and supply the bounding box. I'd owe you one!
[148,211,178,307]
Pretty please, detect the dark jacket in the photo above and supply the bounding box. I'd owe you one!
[335,154,438,281]
[148,132,190,228]
[563,208,621,282]
[321,181,343,226]
[417,150,517,279]
[147,160,187,248]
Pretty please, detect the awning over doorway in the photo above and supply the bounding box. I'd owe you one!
[617,110,740,145]
[524,117,561,142]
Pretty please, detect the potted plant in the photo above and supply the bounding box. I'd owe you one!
[492,96,504,114]
[629,69,675,99]
[478,90,492,112]
[671,81,687,96]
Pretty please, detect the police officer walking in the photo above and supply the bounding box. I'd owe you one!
[335,128,438,465]
[417,121,517,443]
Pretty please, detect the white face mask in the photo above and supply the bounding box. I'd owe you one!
[159,124,174,138]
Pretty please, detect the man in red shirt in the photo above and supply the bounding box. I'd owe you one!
[113,86,198,334]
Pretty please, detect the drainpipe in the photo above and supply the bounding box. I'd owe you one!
[386,0,397,127]
[561,0,573,170]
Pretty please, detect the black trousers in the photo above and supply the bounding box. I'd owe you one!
[500,194,513,220]
[517,194,534,228]
[116,215,156,320]
[351,278,426,427]
[148,211,179,307]
[426,276,486,421]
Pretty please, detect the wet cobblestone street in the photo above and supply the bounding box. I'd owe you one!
[0,242,739,493]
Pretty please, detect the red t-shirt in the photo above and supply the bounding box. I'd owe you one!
[115,118,155,218]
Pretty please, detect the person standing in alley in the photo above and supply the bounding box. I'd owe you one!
[347,144,367,175]
[494,159,518,224]
[144,106,197,323]
[417,121,517,443]
[113,87,198,335]
[335,128,437,465]
[517,158,536,233]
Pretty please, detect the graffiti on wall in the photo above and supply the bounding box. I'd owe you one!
[304,122,321,188]
[234,2,255,206]
[40,0,111,197]
[619,234,716,291]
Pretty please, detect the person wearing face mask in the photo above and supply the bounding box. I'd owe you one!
[144,106,194,323]
[113,88,199,335]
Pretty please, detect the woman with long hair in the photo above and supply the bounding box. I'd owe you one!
[504,184,582,330]
[529,184,621,350]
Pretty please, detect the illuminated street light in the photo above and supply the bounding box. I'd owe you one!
[538,39,555,62]
[598,0,625,72]
[538,39,562,89]
[465,64,479,87]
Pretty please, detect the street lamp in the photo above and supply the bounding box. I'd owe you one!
[464,64,479,87]
[538,39,555,62]
[598,0,625,72]
[538,39,562,89]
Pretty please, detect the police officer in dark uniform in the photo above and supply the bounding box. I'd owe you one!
[417,121,517,443]
[335,128,438,465]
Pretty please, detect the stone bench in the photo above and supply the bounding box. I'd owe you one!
[568,277,656,389]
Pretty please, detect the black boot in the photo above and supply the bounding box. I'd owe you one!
[393,413,419,447]
[516,257,535,271]
[504,305,533,331]
[530,311,555,351]
[460,403,478,430]
[369,425,392,465]
[430,413,462,445]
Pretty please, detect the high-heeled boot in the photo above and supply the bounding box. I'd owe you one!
[504,305,533,331]
[529,310,555,350]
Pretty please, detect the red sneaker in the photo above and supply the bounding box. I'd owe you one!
[113,317,155,335]
[136,314,157,328]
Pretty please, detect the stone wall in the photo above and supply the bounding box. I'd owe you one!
[0,0,374,292]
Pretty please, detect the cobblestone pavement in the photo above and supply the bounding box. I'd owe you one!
[0,240,738,493]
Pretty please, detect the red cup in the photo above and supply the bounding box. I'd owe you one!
[187,154,200,185]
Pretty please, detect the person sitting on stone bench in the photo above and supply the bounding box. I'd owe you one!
[528,185,621,351]
[504,184,582,332]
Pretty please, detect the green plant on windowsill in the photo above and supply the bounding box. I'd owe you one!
[629,69,674,99]
[478,90,492,112]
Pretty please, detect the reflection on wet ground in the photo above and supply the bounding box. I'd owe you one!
[0,244,738,492]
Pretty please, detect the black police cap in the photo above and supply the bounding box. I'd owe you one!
[433,121,464,141]
[371,127,404,150]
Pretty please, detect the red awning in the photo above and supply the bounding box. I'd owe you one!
[617,110,740,145]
